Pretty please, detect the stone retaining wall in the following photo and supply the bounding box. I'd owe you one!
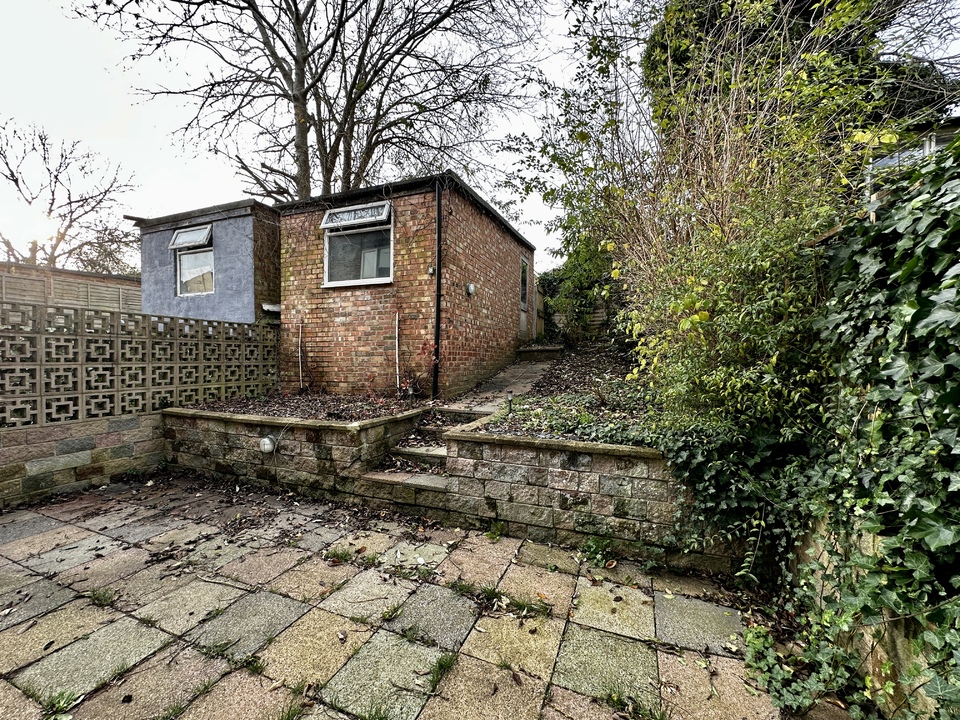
[162,407,422,489]
[1,415,163,507]
[161,410,738,571]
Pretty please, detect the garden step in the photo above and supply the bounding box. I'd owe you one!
[393,445,447,468]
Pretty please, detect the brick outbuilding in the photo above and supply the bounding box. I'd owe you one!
[278,171,536,397]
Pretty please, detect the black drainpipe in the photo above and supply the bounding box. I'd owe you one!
[431,178,443,399]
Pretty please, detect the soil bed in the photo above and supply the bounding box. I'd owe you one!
[190,391,425,422]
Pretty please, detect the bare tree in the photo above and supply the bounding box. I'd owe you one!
[73,0,541,201]
[0,120,138,273]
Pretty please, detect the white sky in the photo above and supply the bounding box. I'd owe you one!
[0,0,562,271]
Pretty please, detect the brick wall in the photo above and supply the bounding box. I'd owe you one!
[439,190,535,395]
[1,415,163,507]
[280,191,437,394]
[279,184,534,397]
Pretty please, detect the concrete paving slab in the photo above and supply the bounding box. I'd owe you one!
[0,578,76,632]
[55,547,152,593]
[0,599,119,674]
[385,582,477,649]
[652,573,722,598]
[20,534,127,575]
[499,562,577,618]
[178,670,297,720]
[270,557,359,604]
[0,513,64,547]
[518,542,581,575]
[319,569,416,624]
[380,540,449,568]
[72,644,229,720]
[291,526,344,552]
[12,616,170,699]
[419,653,546,720]
[186,591,309,659]
[553,623,659,706]
[134,578,245,635]
[0,679,41,720]
[328,530,396,558]
[0,510,47,527]
[585,560,653,590]
[34,495,113,522]
[259,608,373,686]
[659,651,780,719]
[461,613,564,680]
[0,563,37,595]
[219,546,308,586]
[541,685,613,720]
[654,592,744,656]
[76,504,158,533]
[0,525,92,561]
[110,563,196,612]
[187,537,254,569]
[571,577,656,640]
[100,515,188,544]
[301,704,354,719]
[435,533,521,587]
[143,521,219,551]
[321,630,442,720]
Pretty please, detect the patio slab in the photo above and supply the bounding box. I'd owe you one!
[319,568,416,624]
[259,608,373,685]
[461,613,564,680]
[12,616,170,698]
[186,590,309,659]
[110,562,195,611]
[419,653,547,720]
[517,542,581,574]
[270,556,360,604]
[659,651,780,719]
[570,576,656,640]
[321,630,442,720]
[0,563,37,595]
[0,599,119,674]
[541,685,613,720]
[187,537,253,569]
[0,679,41,720]
[20,534,127,575]
[552,622,659,707]
[0,578,76,632]
[178,670,296,720]
[498,562,577,617]
[435,533,521,587]
[219,546,307,586]
[385,582,477,649]
[0,524,92,561]
[654,591,745,656]
[0,513,64,547]
[134,578,245,635]
[54,547,153,592]
[72,644,229,720]
[381,540,449,568]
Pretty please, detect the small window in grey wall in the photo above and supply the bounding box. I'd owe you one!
[520,259,529,307]
[169,224,212,249]
[178,247,215,295]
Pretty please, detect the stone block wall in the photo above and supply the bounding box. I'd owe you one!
[162,408,421,490]
[0,415,163,507]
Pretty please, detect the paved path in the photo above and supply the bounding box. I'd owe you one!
[0,476,784,720]
[442,361,554,415]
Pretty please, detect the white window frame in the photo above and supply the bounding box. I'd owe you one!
[321,200,391,229]
[323,224,394,288]
[322,203,394,288]
[168,224,212,250]
[176,246,215,297]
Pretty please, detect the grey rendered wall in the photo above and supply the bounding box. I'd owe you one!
[141,215,256,323]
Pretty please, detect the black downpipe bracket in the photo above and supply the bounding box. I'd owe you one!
[431,179,443,399]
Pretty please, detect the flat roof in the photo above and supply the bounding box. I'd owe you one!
[276,170,536,253]
[124,199,276,230]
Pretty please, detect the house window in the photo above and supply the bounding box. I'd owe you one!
[322,201,393,287]
[170,225,214,296]
[520,259,529,308]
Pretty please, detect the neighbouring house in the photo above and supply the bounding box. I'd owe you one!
[132,171,536,398]
[129,199,281,324]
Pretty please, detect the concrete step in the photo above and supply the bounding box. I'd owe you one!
[392,445,447,468]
